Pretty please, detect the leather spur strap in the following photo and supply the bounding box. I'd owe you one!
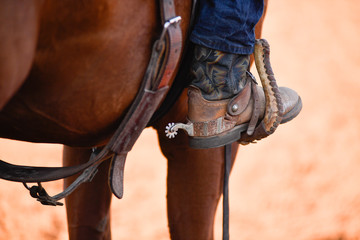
[0,0,183,205]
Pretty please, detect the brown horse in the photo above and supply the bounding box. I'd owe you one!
[0,0,267,239]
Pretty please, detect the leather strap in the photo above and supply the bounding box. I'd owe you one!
[157,0,182,88]
[227,80,252,116]
[223,144,231,240]
[108,86,169,198]
[246,80,261,135]
[108,0,182,198]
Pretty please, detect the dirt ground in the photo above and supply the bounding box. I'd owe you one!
[1,0,360,239]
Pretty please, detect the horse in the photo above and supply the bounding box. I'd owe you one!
[0,0,267,239]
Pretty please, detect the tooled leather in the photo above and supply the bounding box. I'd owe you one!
[192,118,235,137]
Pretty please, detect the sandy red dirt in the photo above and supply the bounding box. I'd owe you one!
[1,0,360,239]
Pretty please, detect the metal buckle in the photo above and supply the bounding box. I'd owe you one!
[156,16,182,51]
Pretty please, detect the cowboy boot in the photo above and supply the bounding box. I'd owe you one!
[166,40,302,148]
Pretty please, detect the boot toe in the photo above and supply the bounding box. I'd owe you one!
[279,87,302,123]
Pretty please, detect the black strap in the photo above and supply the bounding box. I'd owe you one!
[223,143,231,240]
[0,146,109,182]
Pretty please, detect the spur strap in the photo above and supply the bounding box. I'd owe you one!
[0,0,183,205]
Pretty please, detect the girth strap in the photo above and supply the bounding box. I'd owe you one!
[0,145,110,182]
[0,0,183,205]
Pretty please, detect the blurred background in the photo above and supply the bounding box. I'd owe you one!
[0,0,360,239]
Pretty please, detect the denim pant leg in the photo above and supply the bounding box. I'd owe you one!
[190,0,264,54]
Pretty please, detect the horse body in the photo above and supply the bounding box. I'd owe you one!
[0,0,191,146]
[0,0,267,239]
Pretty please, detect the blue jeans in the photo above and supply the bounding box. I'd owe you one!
[190,0,264,54]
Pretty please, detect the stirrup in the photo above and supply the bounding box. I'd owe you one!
[165,39,285,148]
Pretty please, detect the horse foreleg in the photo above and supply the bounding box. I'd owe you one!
[63,146,112,240]
[154,92,239,240]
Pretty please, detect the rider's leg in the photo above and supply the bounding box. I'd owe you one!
[63,146,112,240]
